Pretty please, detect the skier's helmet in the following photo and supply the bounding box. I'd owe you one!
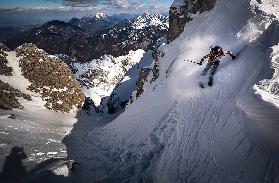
[211,46,222,53]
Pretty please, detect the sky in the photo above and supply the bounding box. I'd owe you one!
[0,0,172,11]
[0,0,61,8]
[0,0,172,27]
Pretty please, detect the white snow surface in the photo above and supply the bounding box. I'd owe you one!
[65,0,279,182]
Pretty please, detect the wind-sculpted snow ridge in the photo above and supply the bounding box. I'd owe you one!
[63,0,279,182]
[254,44,279,108]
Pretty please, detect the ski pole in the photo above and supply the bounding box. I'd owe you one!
[184,60,202,65]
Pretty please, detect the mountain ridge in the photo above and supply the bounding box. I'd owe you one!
[4,13,168,62]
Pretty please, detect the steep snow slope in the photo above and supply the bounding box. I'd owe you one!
[64,0,279,182]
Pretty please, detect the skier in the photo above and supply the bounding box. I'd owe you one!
[198,46,236,86]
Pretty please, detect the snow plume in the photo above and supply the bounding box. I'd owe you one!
[167,35,217,97]
[237,15,272,43]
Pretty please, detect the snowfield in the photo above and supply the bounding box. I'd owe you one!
[64,0,279,182]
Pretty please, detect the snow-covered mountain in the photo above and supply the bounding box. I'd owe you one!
[69,12,117,32]
[69,12,137,32]
[132,13,168,30]
[4,13,168,62]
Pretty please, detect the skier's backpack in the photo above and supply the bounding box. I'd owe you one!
[211,46,222,54]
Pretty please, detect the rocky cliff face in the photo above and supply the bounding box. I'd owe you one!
[0,43,12,76]
[168,0,217,42]
[130,38,167,103]
[0,43,85,112]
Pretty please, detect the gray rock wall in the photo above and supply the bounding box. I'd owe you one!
[168,0,217,42]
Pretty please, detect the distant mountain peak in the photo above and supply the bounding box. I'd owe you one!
[132,12,168,30]
[95,12,107,19]
[82,12,108,20]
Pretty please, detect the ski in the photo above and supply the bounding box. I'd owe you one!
[184,59,202,65]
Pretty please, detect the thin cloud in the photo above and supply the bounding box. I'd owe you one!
[62,0,101,7]
[0,7,22,13]
[0,7,74,13]
[0,0,169,14]
[48,0,166,9]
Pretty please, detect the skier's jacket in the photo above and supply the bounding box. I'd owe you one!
[202,49,234,63]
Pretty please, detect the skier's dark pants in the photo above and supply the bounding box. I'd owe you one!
[201,60,220,77]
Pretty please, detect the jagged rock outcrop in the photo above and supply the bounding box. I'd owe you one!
[0,43,85,112]
[151,39,166,83]
[0,80,32,110]
[133,38,167,101]
[0,42,12,76]
[14,43,85,112]
[168,0,217,42]
[135,68,152,98]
